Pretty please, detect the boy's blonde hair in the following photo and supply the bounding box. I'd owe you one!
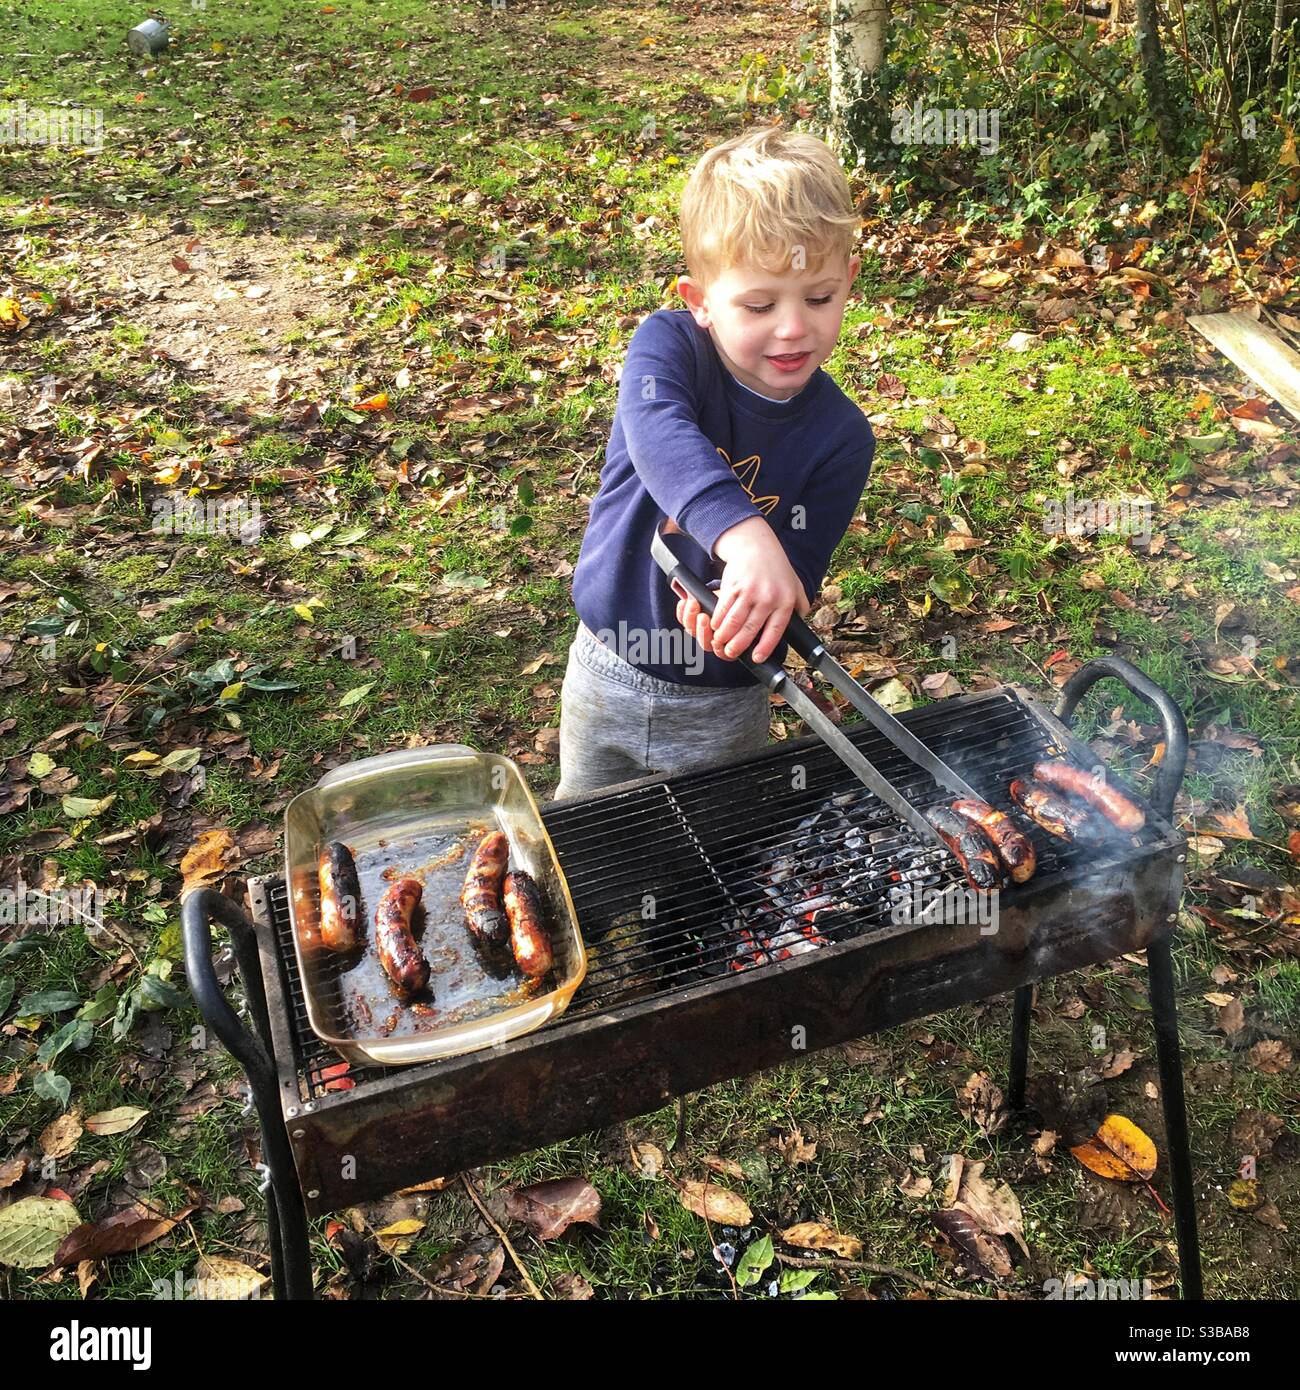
[679,124,860,288]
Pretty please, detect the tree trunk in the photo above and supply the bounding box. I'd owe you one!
[829,0,890,166]
[1134,0,1177,156]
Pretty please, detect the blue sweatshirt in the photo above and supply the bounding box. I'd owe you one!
[572,307,876,688]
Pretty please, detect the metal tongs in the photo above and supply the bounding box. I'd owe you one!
[651,521,983,852]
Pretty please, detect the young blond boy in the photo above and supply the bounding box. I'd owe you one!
[556,125,875,798]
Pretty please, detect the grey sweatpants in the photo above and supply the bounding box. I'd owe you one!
[554,623,771,800]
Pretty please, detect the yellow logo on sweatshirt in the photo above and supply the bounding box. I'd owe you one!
[717,447,780,516]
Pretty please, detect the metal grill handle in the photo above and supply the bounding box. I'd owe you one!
[181,888,314,1299]
[1053,656,1189,821]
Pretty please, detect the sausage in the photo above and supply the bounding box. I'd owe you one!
[1009,779,1107,844]
[949,800,1038,884]
[924,807,1003,892]
[461,830,510,949]
[502,869,553,979]
[375,878,429,1000]
[317,841,362,952]
[1032,759,1145,832]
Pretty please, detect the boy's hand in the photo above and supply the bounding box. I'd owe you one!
[671,515,809,665]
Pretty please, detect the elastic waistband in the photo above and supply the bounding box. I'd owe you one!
[574,622,743,696]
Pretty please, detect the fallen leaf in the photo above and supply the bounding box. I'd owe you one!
[0,1197,81,1268]
[84,1106,149,1137]
[53,1203,194,1266]
[779,1221,861,1259]
[678,1180,751,1228]
[503,1177,602,1240]
[39,1111,83,1161]
[179,829,238,899]
[194,1253,269,1299]
[1070,1114,1157,1182]
[1247,1040,1291,1074]
[958,1072,1006,1137]
[373,1217,424,1256]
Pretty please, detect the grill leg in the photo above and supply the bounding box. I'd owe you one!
[1007,983,1033,1111]
[1147,936,1203,1301]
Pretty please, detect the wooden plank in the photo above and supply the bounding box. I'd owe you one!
[1187,311,1300,423]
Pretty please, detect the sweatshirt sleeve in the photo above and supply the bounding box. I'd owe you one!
[615,313,762,556]
[781,421,875,608]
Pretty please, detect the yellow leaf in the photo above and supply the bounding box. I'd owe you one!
[123,750,161,767]
[219,682,245,701]
[0,298,29,332]
[152,464,184,485]
[180,829,238,900]
[374,1217,424,1255]
[353,391,388,411]
[292,604,314,623]
[779,1220,863,1259]
[1070,1113,1157,1182]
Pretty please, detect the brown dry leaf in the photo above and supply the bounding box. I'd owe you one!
[39,1111,83,1161]
[775,1127,817,1166]
[76,1259,98,1298]
[779,1221,862,1259]
[950,1159,1028,1257]
[898,1170,933,1200]
[53,1203,195,1266]
[1253,1203,1288,1231]
[1209,804,1255,840]
[553,1270,596,1299]
[678,1181,751,1227]
[958,1072,1007,1137]
[701,1154,747,1181]
[430,1237,504,1295]
[1070,1114,1157,1182]
[1247,1040,1292,1074]
[503,1177,602,1240]
[1216,999,1246,1035]
[1097,1049,1136,1079]
[930,1208,1013,1281]
[921,671,963,698]
[0,1157,26,1189]
[1231,1110,1284,1157]
[179,829,239,899]
[630,1142,664,1180]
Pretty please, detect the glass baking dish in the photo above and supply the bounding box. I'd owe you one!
[283,745,586,1065]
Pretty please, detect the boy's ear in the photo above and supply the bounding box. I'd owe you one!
[676,274,711,328]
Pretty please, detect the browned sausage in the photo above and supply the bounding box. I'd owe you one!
[318,841,362,952]
[950,800,1037,884]
[375,878,429,1000]
[924,807,1003,891]
[1009,779,1107,844]
[1032,759,1144,832]
[461,830,510,949]
[502,869,553,978]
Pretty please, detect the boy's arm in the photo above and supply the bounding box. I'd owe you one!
[617,317,759,557]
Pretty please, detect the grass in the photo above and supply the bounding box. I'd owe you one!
[0,0,1297,1302]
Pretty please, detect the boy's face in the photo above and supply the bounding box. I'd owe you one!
[677,252,860,401]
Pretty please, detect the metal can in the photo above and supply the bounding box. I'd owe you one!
[127,18,170,57]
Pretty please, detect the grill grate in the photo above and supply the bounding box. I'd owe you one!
[255,688,1155,1100]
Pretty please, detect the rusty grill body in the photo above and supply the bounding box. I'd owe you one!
[183,661,1202,1299]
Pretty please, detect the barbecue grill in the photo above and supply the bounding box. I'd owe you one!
[182,655,1202,1300]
